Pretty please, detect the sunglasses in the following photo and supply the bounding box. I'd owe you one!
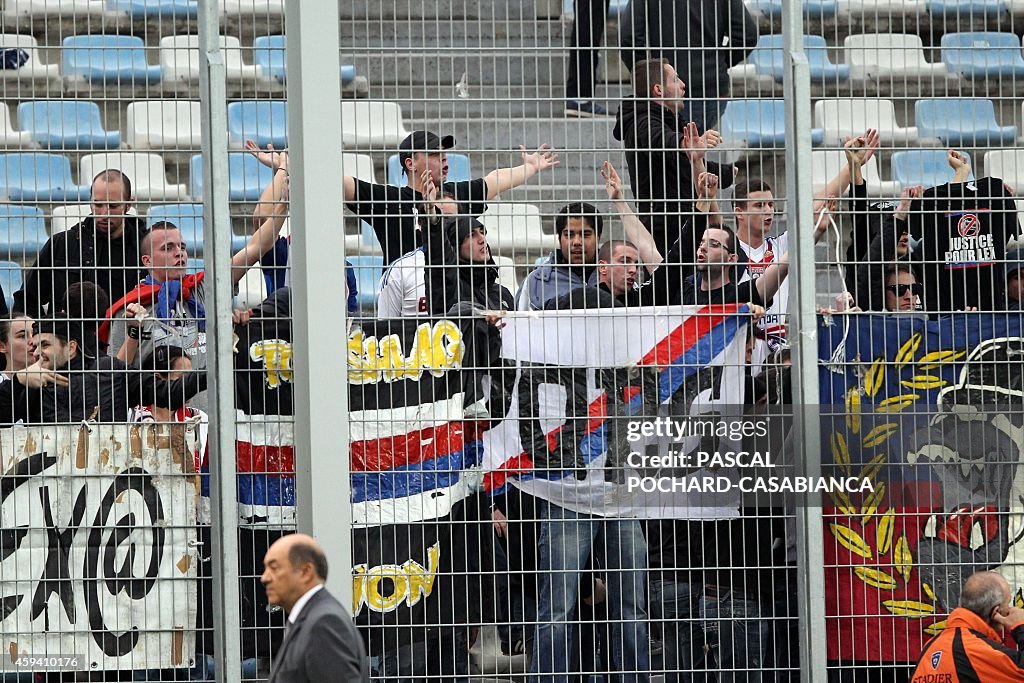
[886,283,923,297]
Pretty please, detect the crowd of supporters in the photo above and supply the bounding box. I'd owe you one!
[5,26,1023,682]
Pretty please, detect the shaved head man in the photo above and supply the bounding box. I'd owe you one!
[262,534,369,682]
[911,571,1024,682]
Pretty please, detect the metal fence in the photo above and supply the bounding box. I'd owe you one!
[2,0,1024,681]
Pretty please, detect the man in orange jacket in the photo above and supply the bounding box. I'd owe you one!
[911,571,1024,682]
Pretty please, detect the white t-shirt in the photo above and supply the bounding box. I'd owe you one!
[377,248,427,318]
[739,232,789,365]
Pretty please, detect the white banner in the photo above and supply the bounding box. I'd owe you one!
[0,423,199,672]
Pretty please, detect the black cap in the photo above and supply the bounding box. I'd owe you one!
[398,130,456,170]
[35,313,82,345]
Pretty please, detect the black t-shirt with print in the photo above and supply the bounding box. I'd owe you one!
[909,177,1018,313]
[681,275,764,307]
[346,178,488,264]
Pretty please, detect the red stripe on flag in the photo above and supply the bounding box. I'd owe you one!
[636,304,738,369]
[236,442,295,475]
[351,422,464,473]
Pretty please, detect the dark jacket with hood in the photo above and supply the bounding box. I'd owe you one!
[612,100,736,256]
[849,182,920,312]
[15,215,148,318]
[425,215,513,316]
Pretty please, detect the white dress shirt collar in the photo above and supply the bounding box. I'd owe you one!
[287,583,324,624]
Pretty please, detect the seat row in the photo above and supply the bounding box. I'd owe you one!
[743,0,1023,18]
[721,97,1019,150]
[0,99,408,152]
[732,32,1024,86]
[1,34,359,89]
[3,0,284,19]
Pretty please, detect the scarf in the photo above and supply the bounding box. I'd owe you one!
[143,275,206,331]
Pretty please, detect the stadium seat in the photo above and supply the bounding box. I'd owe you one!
[2,0,105,16]
[0,205,49,257]
[0,104,31,148]
[125,100,202,150]
[748,35,850,83]
[62,35,162,85]
[105,0,198,18]
[186,257,204,274]
[252,35,358,86]
[189,153,274,202]
[845,34,949,80]
[340,101,409,147]
[492,254,519,295]
[814,99,918,145]
[891,150,975,188]
[227,101,288,149]
[146,203,249,256]
[386,153,472,186]
[220,0,283,16]
[160,35,260,85]
[940,32,1024,78]
[235,264,268,309]
[51,204,89,234]
[0,153,89,202]
[925,0,1007,15]
[744,0,839,17]
[720,100,824,149]
[478,203,550,255]
[838,0,926,14]
[0,261,22,309]
[17,101,121,150]
[348,255,385,310]
[79,153,187,202]
[915,99,1017,147]
[984,150,1024,190]
[811,151,900,198]
[342,153,377,183]
[0,34,61,81]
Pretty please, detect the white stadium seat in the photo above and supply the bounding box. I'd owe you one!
[811,151,901,199]
[0,34,61,81]
[159,35,259,85]
[80,152,188,202]
[479,203,550,256]
[340,101,409,147]
[50,204,139,235]
[219,0,284,16]
[341,153,377,183]
[2,0,105,16]
[493,255,519,295]
[984,150,1024,191]
[125,100,202,150]
[815,99,919,145]
[0,104,31,148]
[845,34,949,80]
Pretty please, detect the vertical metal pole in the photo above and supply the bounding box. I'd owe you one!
[781,7,829,683]
[286,2,352,606]
[198,1,242,681]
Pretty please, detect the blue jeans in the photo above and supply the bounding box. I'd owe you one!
[530,498,649,682]
[650,580,769,683]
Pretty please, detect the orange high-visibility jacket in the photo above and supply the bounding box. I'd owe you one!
[911,607,1024,683]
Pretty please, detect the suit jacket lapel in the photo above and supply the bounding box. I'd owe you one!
[268,590,323,681]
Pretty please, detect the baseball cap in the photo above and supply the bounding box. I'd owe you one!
[398,130,456,170]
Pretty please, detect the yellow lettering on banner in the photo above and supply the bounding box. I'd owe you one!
[351,543,441,616]
[347,322,464,385]
[249,340,294,389]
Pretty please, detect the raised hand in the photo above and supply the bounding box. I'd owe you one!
[520,144,560,173]
[419,168,438,204]
[947,150,969,171]
[245,140,287,172]
[696,171,720,200]
[680,122,705,161]
[843,128,879,166]
[895,185,924,221]
[699,129,722,150]
[601,161,624,201]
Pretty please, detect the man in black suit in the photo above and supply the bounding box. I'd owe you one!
[262,533,370,683]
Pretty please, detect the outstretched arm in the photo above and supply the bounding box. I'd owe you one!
[601,161,663,268]
[483,145,560,199]
[821,128,879,200]
[755,197,835,303]
[231,152,291,286]
[948,150,971,183]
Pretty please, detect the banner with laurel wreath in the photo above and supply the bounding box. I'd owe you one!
[819,312,1024,662]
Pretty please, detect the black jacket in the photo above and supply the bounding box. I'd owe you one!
[848,182,919,312]
[15,216,148,317]
[6,353,207,424]
[613,100,735,255]
[619,0,758,76]
[425,217,513,316]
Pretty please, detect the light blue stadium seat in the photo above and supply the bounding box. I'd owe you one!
[891,150,975,188]
[915,98,1017,147]
[0,153,90,202]
[0,205,48,258]
[148,203,248,255]
[748,35,850,83]
[348,255,384,310]
[745,0,839,17]
[925,0,1007,15]
[386,153,472,186]
[189,153,275,202]
[227,101,288,149]
[0,260,23,308]
[186,257,204,274]
[17,101,121,150]
[720,100,824,148]
[608,0,630,16]
[940,32,1024,78]
[252,35,357,85]
[61,34,162,84]
[105,0,198,18]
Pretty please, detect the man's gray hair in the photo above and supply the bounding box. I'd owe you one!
[960,571,1007,619]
